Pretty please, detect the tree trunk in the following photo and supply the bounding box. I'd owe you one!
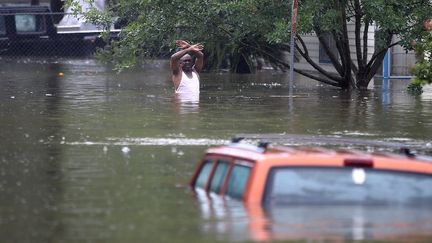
[234,54,251,73]
[355,73,369,89]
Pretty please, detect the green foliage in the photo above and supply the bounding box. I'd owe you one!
[412,60,432,84]
[63,0,115,30]
[71,0,296,72]
[409,29,432,91]
[407,81,424,95]
[70,0,432,89]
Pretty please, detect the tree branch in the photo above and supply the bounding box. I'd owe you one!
[315,29,344,76]
[296,35,345,82]
[367,40,400,70]
[354,0,364,71]
[362,18,369,65]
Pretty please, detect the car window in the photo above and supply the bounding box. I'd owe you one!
[209,160,229,193]
[15,14,45,34]
[264,167,432,206]
[225,164,251,199]
[195,160,213,189]
[0,16,5,35]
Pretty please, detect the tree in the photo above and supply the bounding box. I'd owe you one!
[409,19,432,90]
[97,0,294,73]
[75,0,432,89]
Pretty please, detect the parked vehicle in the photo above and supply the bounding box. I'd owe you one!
[190,137,432,206]
[0,5,118,56]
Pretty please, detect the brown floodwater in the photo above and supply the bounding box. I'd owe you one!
[0,57,431,242]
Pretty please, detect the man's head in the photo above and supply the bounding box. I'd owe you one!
[423,18,432,31]
[180,54,194,72]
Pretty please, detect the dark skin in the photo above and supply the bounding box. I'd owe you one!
[170,40,204,90]
[424,18,432,31]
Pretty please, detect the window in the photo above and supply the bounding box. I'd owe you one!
[263,167,432,206]
[225,164,251,199]
[195,160,213,189]
[0,16,5,35]
[209,160,229,193]
[15,14,46,34]
[319,33,338,63]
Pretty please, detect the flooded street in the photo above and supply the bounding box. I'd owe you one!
[1,57,432,242]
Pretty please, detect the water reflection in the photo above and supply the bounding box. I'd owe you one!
[265,205,432,241]
[0,61,66,242]
[195,189,258,242]
[173,92,200,114]
[1,58,432,242]
[195,190,432,242]
[381,78,390,106]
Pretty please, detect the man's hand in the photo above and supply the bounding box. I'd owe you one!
[189,43,204,52]
[176,40,191,49]
[176,40,204,51]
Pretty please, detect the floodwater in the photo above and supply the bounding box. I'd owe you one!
[1,57,432,243]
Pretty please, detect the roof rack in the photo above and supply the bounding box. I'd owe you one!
[234,133,432,159]
[231,136,245,143]
[257,141,270,149]
[400,147,416,158]
[230,138,336,155]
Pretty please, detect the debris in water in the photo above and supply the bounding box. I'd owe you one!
[122,146,130,154]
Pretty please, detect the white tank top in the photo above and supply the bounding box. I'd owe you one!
[176,71,200,93]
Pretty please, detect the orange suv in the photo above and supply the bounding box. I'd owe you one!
[190,138,432,205]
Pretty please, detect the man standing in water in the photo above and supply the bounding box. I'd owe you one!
[171,40,204,93]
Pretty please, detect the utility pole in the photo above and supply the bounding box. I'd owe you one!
[289,0,298,92]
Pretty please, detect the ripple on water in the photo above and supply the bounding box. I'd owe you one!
[65,137,230,146]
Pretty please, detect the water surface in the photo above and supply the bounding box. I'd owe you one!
[1,57,432,242]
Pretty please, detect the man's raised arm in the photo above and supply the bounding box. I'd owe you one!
[171,41,204,74]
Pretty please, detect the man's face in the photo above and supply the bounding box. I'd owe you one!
[180,54,193,71]
[424,19,432,31]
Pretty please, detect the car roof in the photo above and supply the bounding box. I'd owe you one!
[205,142,432,175]
[0,6,51,13]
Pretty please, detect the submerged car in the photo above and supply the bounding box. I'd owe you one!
[190,138,432,205]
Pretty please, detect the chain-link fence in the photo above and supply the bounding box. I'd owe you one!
[0,5,115,58]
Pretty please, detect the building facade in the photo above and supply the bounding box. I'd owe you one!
[295,23,415,77]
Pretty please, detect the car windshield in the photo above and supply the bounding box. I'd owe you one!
[263,167,432,206]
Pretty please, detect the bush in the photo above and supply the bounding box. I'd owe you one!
[409,28,432,92]
[412,60,432,85]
